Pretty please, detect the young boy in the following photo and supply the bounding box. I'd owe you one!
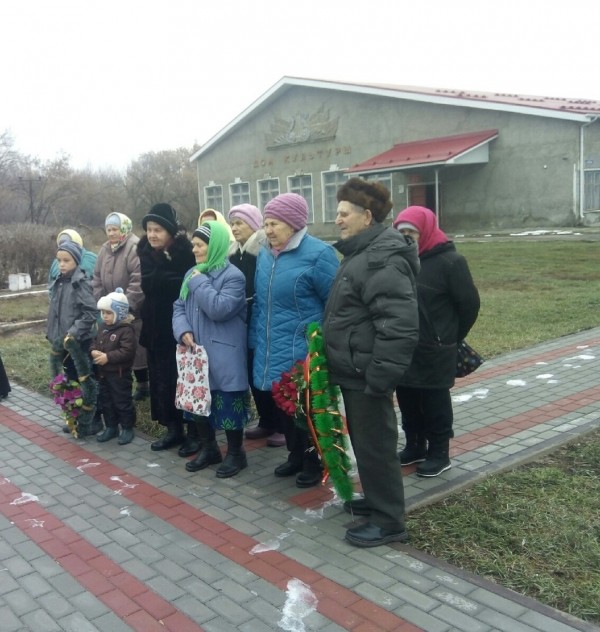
[91,288,137,445]
[48,240,101,437]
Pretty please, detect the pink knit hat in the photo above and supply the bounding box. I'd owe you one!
[263,193,308,231]
[228,203,262,232]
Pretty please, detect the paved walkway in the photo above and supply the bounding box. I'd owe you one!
[1,329,599,632]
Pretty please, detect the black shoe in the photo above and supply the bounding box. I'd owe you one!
[216,451,248,478]
[185,442,223,472]
[295,470,322,488]
[345,522,408,548]
[178,437,201,457]
[118,427,135,445]
[274,461,303,477]
[62,424,71,434]
[343,498,372,516]
[398,445,427,466]
[96,426,119,442]
[132,387,149,401]
[416,455,451,477]
[151,427,183,451]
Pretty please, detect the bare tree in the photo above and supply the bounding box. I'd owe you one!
[124,147,199,228]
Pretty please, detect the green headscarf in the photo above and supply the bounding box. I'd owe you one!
[179,221,229,300]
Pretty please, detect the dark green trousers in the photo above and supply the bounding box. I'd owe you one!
[341,388,406,531]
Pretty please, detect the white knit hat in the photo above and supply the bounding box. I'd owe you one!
[97,288,129,323]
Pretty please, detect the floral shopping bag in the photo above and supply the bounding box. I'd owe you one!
[175,343,211,416]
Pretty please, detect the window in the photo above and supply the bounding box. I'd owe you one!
[322,170,348,222]
[584,169,600,211]
[365,172,394,218]
[229,181,250,207]
[257,178,280,210]
[288,174,314,223]
[204,185,223,213]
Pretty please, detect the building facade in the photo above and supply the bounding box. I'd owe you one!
[191,77,600,238]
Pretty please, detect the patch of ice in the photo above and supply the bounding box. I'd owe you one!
[23,519,45,528]
[506,379,527,386]
[77,462,100,472]
[436,591,478,612]
[536,374,553,379]
[10,493,38,505]
[278,579,318,632]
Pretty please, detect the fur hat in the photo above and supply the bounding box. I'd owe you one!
[57,240,83,265]
[337,177,393,223]
[142,203,179,236]
[97,287,129,323]
[228,203,262,232]
[263,193,308,231]
[56,229,83,247]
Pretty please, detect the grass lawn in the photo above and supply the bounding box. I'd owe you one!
[1,239,600,624]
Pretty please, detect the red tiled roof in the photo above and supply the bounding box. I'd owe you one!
[321,79,600,116]
[348,129,499,173]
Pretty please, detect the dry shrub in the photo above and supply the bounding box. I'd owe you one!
[0,224,57,287]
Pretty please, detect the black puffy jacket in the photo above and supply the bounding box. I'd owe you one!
[323,224,420,396]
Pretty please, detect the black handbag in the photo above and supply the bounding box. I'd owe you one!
[456,340,484,377]
[418,305,483,378]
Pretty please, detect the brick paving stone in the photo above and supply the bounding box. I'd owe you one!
[2,329,600,631]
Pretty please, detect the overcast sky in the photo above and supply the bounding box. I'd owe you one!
[1,0,597,171]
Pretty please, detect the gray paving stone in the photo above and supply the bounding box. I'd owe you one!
[396,604,454,632]
[21,608,62,632]
[206,594,253,625]
[0,605,25,632]
[2,588,38,616]
[477,607,543,631]
[38,590,76,618]
[433,603,493,631]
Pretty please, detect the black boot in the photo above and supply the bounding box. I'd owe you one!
[416,440,451,477]
[295,446,323,488]
[398,432,427,466]
[96,426,119,442]
[185,419,222,472]
[178,420,201,457]
[150,421,184,451]
[216,430,247,478]
[132,382,150,401]
[118,427,135,445]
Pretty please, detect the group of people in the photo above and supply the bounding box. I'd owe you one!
[45,175,479,548]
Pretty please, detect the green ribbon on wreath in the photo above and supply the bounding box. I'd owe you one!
[304,322,354,502]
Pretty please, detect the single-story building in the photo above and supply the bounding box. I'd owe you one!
[190,77,600,237]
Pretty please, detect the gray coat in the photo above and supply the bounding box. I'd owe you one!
[47,267,98,343]
[323,224,420,396]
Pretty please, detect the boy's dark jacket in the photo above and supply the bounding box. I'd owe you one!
[90,316,137,376]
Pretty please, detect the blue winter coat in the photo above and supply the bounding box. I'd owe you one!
[172,262,248,392]
[249,228,339,391]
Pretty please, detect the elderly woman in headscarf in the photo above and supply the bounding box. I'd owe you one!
[137,203,196,453]
[92,212,150,403]
[173,221,249,477]
[249,193,339,488]
[198,208,235,243]
[393,206,480,478]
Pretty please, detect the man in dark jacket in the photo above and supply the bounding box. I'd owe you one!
[323,177,419,547]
